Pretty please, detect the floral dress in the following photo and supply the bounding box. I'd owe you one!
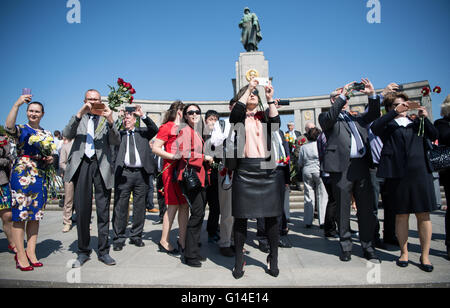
[9,125,54,222]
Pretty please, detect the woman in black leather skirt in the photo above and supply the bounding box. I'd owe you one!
[229,77,282,279]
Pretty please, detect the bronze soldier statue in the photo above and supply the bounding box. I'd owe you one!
[239,7,262,52]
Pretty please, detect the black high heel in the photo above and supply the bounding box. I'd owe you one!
[158,242,179,256]
[266,255,279,277]
[232,260,245,279]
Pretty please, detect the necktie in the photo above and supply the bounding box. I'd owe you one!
[85,115,95,158]
[128,131,136,166]
[342,112,365,155]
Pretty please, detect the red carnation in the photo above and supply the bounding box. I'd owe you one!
[254,111,264,121]
[129,96,134,103]
[129,88,136,94]
[0,139,8,147]
[117,78,124,86]
[433,86,442,94]
[421,86,431,96]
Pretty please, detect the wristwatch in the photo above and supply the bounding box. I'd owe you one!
[268,101,275,105]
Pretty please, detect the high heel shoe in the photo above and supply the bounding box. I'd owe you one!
[14,255,34,272]
[266,255,279,277]
[158,242,179,256]
[8,244,16,254]
[26,251,43,268]
[232,260,246,279]
[419,256,434,273]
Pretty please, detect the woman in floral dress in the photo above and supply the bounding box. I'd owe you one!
[5,95,54,271]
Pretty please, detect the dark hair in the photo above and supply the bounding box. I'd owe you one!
[26,101,45,113]
[205,110,219,121]
[162,100,185,124]
[54,130,61,137]
[383,92,409,111]
[229,97,238,106]
[306,127,321,142]
[234,85,261,105]
[182,103,204,132]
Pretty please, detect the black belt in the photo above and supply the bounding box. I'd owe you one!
[123,166,143,172]
[83,155,97,162]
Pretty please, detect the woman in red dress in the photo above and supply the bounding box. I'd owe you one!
[152,101,189,254]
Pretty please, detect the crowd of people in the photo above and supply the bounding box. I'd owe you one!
[0,79,449,278]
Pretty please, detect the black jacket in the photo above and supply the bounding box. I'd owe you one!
[318,95,380,173]
[371,110,438,178]
[115,117,159,176]
[434,117,450,146]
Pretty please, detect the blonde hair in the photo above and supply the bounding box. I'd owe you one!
[441,95,450,117]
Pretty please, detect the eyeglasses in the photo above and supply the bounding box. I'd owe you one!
[251,89,259,96]
[186,110,201,116]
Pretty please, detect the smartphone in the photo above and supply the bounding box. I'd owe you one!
[353,83,365,91]
[91,103,106,116]
[408,101,421,109]
[255,77,270,87]
[277,100,290,106]
[395,84,404,92]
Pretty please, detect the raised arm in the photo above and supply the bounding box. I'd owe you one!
[5,95,32,134]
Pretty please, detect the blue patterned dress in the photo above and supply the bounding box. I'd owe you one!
[10,125,52,222]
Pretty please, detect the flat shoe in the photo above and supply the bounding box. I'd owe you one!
[396,258,409,268]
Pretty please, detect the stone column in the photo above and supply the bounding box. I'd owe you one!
[234,52,269,94]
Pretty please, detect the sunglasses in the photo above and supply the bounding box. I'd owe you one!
[251,89,259,96]
[186,110,201,116]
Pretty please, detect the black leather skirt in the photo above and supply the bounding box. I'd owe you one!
[232,158,284,219]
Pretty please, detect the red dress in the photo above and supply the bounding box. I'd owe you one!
[156,122,207,206]
[157,121,187,206]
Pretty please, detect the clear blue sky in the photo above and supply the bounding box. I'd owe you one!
[1,0,449,133]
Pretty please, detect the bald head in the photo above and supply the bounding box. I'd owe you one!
[305,122,316,133]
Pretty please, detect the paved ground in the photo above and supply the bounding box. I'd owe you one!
[0,208,449,288]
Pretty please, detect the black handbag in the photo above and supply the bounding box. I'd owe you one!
[180,159,201,193]
[429,144,450,172]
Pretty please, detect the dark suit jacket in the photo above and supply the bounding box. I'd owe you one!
[371,110,438,178]
[434,117,450,146]
[115,117,158,176]
[318,95,380,174]
[285,130,302,139]
[278,130,291,185]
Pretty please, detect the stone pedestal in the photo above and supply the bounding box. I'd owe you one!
[232,51,269,95]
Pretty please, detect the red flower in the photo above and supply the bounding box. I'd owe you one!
[433,86,442,94]
[254,111,265,121]
[129,88,136,94]
[130,96,134,103]
[117,78,124,86]
[421,86,431,96]
[0,139,7,147]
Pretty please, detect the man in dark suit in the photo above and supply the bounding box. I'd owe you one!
[318,79,381,263]
[63,89,121,267]
[112,105,158,251]
[286,122,303,191]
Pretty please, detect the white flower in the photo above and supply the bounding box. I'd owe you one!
[15,192,25,205]
[19,211,29,221]
[19,177,31,187]
[29,176,37,184]
[33,201,39,208]
[26,196,33,206]
[35,211,44,220]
